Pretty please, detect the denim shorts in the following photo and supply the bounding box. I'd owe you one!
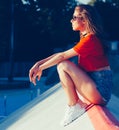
[87,70,113,103]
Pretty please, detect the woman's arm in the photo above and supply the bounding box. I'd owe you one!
[40,48,78,70]
[29,53,58,83]
[35,53,58,67]
[29,48,78,85]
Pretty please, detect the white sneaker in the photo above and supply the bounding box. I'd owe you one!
[60,103,85,126]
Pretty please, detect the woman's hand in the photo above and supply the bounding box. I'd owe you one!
[29,62,42,85]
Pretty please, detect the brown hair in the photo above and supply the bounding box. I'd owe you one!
[75,5,106,39]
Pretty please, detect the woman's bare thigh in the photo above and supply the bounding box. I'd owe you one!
[59,60,105,104]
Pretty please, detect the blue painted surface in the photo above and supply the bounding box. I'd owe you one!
[0,88,38,117]
[0,77,51,121]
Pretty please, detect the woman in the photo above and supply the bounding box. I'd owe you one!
[29,5,113,126]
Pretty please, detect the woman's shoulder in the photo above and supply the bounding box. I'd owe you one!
[81,34,103,48]
[86,34,101,43]
[86,34,97,39]
[81,34,96,43]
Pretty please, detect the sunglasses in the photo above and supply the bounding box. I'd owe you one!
[72,16,82,21]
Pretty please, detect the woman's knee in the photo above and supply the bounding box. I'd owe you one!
[57,60,70,72]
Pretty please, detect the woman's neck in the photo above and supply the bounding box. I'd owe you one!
[80,31,94,39]
[80,31,89,38]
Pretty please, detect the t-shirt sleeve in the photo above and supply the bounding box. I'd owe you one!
[73,36,93,57]
[73,35,103,57]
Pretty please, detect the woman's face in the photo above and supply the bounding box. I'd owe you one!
[71,10,86,32]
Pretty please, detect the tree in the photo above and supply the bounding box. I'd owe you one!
[13,0,78,61]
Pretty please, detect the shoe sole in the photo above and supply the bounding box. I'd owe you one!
[63,104,94,127]
[64,109,85,127]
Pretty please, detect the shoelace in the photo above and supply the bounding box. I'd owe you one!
[64,105,80,118]
[64,106,73,118]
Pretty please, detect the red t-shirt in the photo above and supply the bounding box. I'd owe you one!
[73,34,109,72]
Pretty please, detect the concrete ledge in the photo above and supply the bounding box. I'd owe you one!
[0,83,119,130]
[87,105,119,130]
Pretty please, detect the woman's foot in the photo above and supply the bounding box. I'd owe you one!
[60,103,86,126]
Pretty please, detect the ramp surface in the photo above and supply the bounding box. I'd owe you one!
[0,83,119,130]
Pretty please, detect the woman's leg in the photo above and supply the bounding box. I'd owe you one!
[57,66,79,106]
[57,60,105,106]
